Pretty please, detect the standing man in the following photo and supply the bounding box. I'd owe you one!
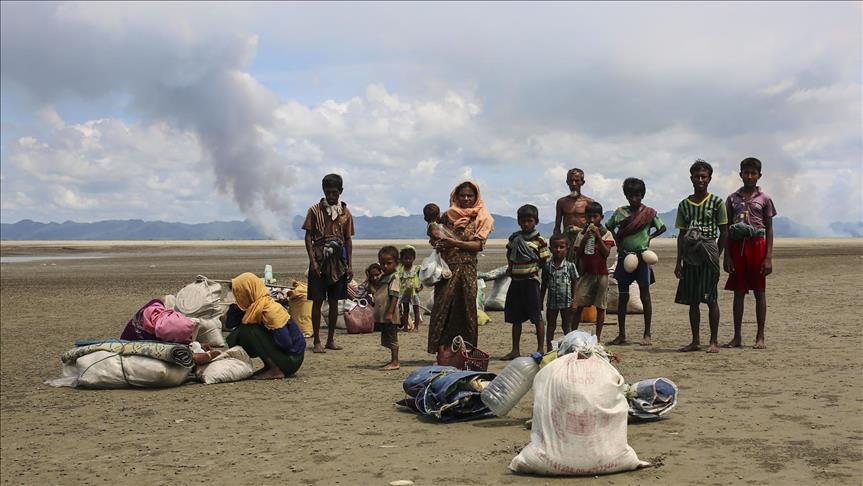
[555,168,594,261]
[303,173,354,354]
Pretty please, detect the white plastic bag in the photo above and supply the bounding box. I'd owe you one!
[484,276,511,311]
[196,346,254,384]
[509,353,649,476]
[46,351,192,389]
[419,250,451,287]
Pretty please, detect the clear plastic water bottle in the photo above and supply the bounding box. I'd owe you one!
[481,352,543,417]
[584,232,596,255]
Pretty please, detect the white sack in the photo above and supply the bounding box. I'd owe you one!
[484,276,511,311]
[196,346,254,385]
[175,276,226,319]
[321,300,347,329]
[46,351,191,389]
[419,250,451,287]
[509,353,648,476]
[606,277,644,314]
[193,317,227,348]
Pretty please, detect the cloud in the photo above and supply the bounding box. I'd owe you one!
[1,2,860,235]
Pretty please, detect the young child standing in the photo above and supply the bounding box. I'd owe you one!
[605,178,666,346]
[723,157,776,349]
[373,246,401,370]
[674,159,728,354]
[302,173,354,354]
[503,204,551,359]
[540,233,579,352]
[572,202,615,339]
[397,245,423,331]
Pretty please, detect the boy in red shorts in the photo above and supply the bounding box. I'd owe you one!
[723,157,776,349]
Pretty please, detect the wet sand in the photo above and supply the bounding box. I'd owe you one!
[1,238,861,485]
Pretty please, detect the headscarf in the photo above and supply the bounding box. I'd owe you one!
[231,272,290,330]
[445,180,495,240]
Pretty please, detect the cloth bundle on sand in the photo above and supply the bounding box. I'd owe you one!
[47,350,192,389]
[195,345,254,385]
[396,365,497,423]
[62,340,194,368]
[120,299,198,344]
[624,378,678,420]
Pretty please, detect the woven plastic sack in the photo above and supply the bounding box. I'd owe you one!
[196,346,254,385]
[46,351,191,389]
[288,280,314,337]
[509,353,649,476]
[175,275,225,319]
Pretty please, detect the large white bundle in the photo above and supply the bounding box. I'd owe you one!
[484,276,511,311]
[606,277,644,314]
[46,351,191,389]
[193,317,227,348]
[509,353,648,476]
[196,346,253,384]
[175,276,225,319]
[321,300,347,329]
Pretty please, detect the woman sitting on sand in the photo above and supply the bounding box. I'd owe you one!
[427,180,494,360]
[225,272,305,379]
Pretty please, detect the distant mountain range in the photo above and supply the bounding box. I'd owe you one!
[2,212,856,240]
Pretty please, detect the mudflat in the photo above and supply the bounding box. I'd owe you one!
[1,238,861,485]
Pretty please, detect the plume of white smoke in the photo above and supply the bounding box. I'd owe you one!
[0,2,294,237]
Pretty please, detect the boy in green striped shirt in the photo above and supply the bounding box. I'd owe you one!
[674,160,728,353]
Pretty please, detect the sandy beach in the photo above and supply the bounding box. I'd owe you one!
[1,238,861,485]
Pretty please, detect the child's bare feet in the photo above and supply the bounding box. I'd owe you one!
[607,336,627,346]
[723,338,742,348]
[640,335,652,346]
[325,341,343,351]
[501,351,520,360]
[706,343,720,353]
[312,343,326,353]
[753,339,767,349]
[679,343,700,352]
[381,361,400,370]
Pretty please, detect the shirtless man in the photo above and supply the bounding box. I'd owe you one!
[554,168,593,261]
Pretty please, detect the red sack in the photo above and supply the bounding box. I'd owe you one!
[344,299,374,334]
[435,336,490,371]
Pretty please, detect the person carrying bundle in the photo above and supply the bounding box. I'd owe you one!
[226,272,305,379]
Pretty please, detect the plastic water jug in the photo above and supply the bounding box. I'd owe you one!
[481,352,543,417]
[264,264,273,283]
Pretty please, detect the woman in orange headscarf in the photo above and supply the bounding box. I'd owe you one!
[225,272,305,379]
[427,180,494,357]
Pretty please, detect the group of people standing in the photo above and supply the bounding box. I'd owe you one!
[231,158,776,376]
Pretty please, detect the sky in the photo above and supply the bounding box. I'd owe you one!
[1,1,861,237]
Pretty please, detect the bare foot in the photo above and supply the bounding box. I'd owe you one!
[640,335,652,346]
[252,367,286,380]
[501,351,520,361]
[312,343,326,353]
[325,342,343,351]
[607,336,627,346]
[381,361,400,370]
[679,343,701,352]
[753,339,767,349]
[706,343,720,353]
[723,339,742,348]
